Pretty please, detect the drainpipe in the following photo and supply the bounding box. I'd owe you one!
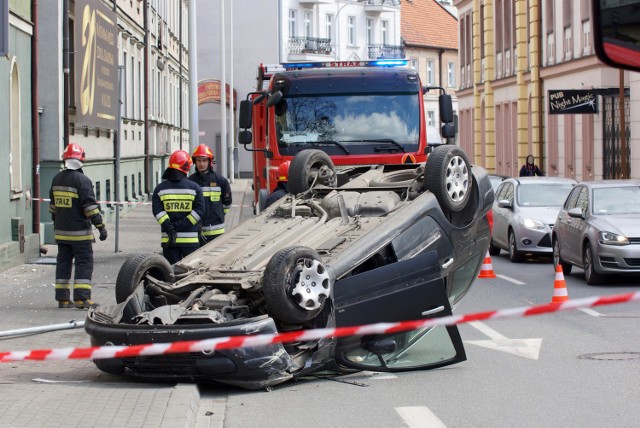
[31,0,40,235]
[143,0,150,194]
[438,48,444,90]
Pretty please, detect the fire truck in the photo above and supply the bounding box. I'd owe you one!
[238,60,456,212]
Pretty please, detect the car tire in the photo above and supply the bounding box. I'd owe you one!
[115,252,174,323]
[424,145,472,213]
[488,240,501,256]
[509,231,524,262]
[288,149,337,195]
[583,243,604,285]
[553,238,572,275]
[370,169,421,188]
[263,246,331,325]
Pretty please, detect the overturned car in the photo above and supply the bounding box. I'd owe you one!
[85,146,494,389]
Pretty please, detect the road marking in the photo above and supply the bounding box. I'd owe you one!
[465,320,542,360]
[396,406,446,428]
[579,307,603,317]
[496,274,526,285]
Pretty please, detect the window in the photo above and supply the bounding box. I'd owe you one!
[427,111,435,127]
[366,18,373,45]
[410,58,419,72]
[347,16,355,46]
[582,20,591,55]
[448,61,456,87]
[326,14,334,41]
[381,20,388,45]
[426,60,435,85]
[289,9,297,37]
[304,11,312,38]
[9,60,22,194]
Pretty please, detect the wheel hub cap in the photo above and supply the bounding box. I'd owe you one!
[292,258,331,310]
[445,155,469,202]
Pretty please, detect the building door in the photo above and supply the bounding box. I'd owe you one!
[602,93,630,179]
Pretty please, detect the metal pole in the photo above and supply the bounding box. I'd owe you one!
[62,0,69,147]
[189,0,199,152]
[115,65,124,253]
[0,320,85,338]
[219,0,227,177]
[229,0,235,182]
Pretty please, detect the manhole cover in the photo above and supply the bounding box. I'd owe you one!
[578,352,640,361]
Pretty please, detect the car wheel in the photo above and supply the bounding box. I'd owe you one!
[488,240,501,256]
[288,149,337,195]
[583,244,604,285]
[552,238,572,275]
[509,231,524,262]
[115,252,174,323]
[424,145,472,213]
[263,246,331,325]
[370,168,422,188]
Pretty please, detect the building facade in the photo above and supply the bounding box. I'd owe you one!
[455,0,638,180]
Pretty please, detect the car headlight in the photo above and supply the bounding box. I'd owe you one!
[599,231,629,245]
[520,217,545,230]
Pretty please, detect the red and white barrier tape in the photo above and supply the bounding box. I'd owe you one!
[1,291,638,363]
[28,196,249,208]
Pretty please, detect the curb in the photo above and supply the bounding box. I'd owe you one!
[160,384,201,428]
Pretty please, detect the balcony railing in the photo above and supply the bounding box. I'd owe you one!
[364,0,400,6]
[368,44,405,60]
[288,37,333,55]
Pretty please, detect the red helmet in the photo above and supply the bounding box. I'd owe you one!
[168,150,193,174]
[277,161,290,182]
[62,143,86,161]
[192,144,214,166]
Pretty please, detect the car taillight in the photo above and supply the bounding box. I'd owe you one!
[486,210,494,233]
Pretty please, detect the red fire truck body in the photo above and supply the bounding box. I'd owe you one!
[239,60,452,210]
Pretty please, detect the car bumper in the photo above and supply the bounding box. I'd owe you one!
[85,308,296,389]
[594,243,640,274]
[516,227,553,254]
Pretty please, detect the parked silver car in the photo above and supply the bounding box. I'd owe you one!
[490,177,577,262]
[552,180,640,285]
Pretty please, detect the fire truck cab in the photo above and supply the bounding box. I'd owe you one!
[238,60,455,212]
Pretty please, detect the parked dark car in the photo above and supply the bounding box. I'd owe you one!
[85,146,494,389]
[552,180,640,285]
[488,173,509,192]
[490,177,577,261]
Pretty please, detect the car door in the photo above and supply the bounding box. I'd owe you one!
[332,250,466,372]
[492,182,513,249]
[562,186,588,265]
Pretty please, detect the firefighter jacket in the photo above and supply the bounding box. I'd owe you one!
[188,169,232,238]
[152,174,205,247]
[49,169,104,243]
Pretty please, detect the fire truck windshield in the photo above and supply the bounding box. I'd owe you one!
[275,93,420,157]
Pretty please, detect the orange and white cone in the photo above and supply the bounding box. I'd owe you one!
[550,264,569,303]
[478,250,497,278]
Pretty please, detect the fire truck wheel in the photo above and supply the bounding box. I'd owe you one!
[288,150,337,195]
[115,252,174,323]
[263,246,331,325]
[424,145,472,213]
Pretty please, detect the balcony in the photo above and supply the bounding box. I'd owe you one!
[288,37,334,61]
[364,0,400,14]
[368,44,405,60]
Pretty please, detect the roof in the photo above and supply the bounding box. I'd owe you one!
[401,0,458,50]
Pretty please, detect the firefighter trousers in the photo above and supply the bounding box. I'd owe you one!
[162,245,199,265]
[55,241,94,302]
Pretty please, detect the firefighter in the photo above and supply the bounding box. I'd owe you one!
[49,143,107,309]
[152,150,205,264]
[188,144,232,245]
[264,161,290,209]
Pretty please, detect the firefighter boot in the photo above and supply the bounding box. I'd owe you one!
[75,299,98,309]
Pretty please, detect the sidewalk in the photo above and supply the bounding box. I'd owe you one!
[0,179,255,428]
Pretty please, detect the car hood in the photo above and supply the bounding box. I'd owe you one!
[591,214,640,236]
[517,206,561,225]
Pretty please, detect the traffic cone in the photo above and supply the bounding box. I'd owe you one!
[477,250,497,278]
[550,264,569,303]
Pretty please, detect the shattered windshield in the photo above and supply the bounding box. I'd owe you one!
[275,94,420,156]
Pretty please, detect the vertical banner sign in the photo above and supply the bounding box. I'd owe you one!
[75,0,117,129]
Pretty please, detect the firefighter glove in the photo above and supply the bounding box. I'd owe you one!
[98,226,108,241]
[167,229,177,247]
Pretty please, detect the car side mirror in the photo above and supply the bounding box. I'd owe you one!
[567,207,584,219]
[498,199,512,209]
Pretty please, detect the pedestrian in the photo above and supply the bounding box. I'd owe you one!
[152,150,205,264]
[264,161,290,209]
[519,154,545,177]
[49,143,107,309]
[188,144,232,245]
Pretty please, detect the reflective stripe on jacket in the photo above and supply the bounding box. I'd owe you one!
[188,169,232,231]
